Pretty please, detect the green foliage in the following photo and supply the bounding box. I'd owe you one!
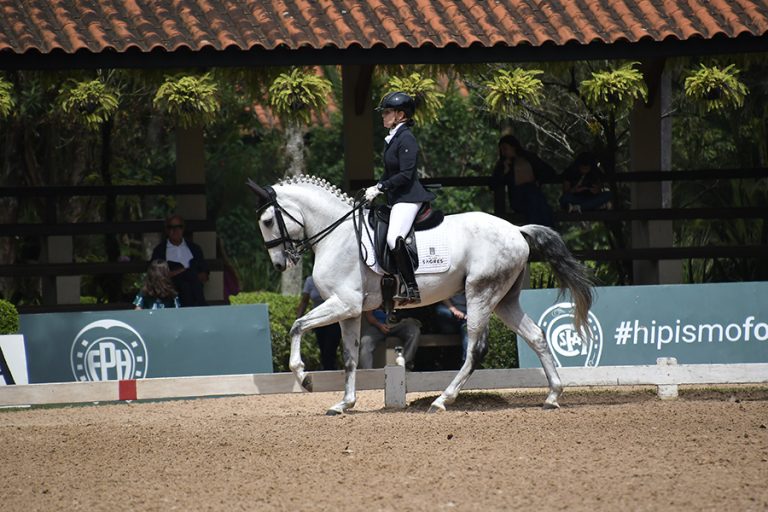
[384,72,445,124]
[0,299,19,334]
[229,291,321,372]
[481,315,518,369]
[267,68,332,125]
[483,68,544,118]
[580,62,648,111]
[153,73,220,128]
[684,64,749,112]
[0,77,15,120]
[58,79,120,131]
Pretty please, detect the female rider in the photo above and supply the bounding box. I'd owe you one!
[365,91,435,304]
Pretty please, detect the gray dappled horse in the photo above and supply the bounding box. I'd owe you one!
[248,175,594,414]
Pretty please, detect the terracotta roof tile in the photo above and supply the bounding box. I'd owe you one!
[0,0,767,57]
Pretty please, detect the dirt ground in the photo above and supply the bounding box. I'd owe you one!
[1,385,767,512]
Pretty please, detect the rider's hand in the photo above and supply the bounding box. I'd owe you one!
[364,185,382,203]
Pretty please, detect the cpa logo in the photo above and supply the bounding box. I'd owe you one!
[70,320,149,381]
[538,302,603,367]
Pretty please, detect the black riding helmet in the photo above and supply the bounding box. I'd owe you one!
[376,91,416,118]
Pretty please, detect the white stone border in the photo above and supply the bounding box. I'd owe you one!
[1,359,767,408]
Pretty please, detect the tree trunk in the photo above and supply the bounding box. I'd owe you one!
[280,122,304,296]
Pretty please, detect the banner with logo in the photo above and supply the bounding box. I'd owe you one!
[19,305,272,384]
[517,281,768,367]
[0,335,29,385]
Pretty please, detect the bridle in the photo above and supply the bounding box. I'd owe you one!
[255,184,366,264]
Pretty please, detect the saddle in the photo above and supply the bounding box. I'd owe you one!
[368,202,444,275]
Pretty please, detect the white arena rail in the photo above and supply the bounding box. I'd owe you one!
[1,359,767,408]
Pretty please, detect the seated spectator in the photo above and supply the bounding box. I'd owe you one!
[133,259,180,310]
[433,293,469,363]
[358,309,421,370]
[559,152,613,213]
[297,276,341,371]
[151,214,209,307]
[490,134,556,227]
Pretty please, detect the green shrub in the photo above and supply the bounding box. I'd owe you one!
[230,291,321,373]
[0,299,20,335]
[482,315,519,369]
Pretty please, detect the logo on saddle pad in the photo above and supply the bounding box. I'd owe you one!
[70,319,149,381]
[538,303,603,367]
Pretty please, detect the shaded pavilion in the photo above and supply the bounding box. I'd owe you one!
[1,0,767,307]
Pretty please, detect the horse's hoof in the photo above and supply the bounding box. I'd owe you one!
[325,409,342,416]
[427,402,446,414]
[542,401,560,410]
[302,374,313,392]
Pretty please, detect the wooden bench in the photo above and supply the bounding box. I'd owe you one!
[371,333,462,368]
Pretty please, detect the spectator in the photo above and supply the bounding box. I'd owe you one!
[433,293,469,363]
[490,134,555,227]
[358,309,421,370]
[218,238,240,304]
[296,276,341,371]
[133,259,180,310]
[150,214,209,307]
[559,152,613,213]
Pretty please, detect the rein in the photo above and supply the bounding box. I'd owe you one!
[259,185,366,263]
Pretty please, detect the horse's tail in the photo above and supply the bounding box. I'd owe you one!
[519,224,595,337]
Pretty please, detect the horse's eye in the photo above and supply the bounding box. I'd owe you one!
[263,218,273,228]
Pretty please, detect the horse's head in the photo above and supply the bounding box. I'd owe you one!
[247,179,305,272]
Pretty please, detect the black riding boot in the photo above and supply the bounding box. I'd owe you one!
[392,236,421,304]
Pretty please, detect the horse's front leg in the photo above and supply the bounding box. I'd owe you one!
[289,295,355,393]
[326,316,362,415]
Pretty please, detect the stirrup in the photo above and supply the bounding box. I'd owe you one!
[394,287,421,305]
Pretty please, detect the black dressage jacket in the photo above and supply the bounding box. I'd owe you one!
[378,125,435,206]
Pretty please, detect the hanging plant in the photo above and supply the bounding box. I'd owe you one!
[483,68,544,118]
[684,64,748,112]
[385,72,445,124]
[580,62,648,112]
[153,73,220,129]
[0,77,15,120]
[58,79,120,131]
[268,68,333,126]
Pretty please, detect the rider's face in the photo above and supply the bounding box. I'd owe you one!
[381,108,399,129]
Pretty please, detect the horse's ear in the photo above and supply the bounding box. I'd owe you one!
[246,179,272,207]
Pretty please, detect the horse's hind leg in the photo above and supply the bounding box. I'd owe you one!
[495,290,563,409]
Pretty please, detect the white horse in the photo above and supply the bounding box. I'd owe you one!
[248,175,594,414]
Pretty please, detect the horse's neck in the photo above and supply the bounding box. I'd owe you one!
[283,185,351,238]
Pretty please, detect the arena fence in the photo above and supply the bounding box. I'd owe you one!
[2,358,767,408]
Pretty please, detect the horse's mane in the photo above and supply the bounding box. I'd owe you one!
[276,174,354,207]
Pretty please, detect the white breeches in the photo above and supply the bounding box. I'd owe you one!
[387,202,421,249]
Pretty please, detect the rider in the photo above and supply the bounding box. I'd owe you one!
[365,91,435,304]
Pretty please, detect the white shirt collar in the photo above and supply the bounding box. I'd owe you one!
[384,122,406,144]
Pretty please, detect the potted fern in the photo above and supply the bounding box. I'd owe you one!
[58,78,120,131]
[384,72,445,124]
[0,76,15,120]
[580,61,648,112]
[483,68,544,118]
[153,73,220,128]
[684,64,748,112]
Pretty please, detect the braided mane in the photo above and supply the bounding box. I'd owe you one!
[276,174,354,206]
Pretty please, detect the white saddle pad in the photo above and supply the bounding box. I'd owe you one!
[360,219,451,275]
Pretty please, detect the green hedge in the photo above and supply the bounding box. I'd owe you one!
[229,291,518,371]
[482,315,519,369]
[0,299,20,335]
[230,291,321,373]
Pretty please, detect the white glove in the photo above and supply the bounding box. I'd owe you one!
[365,185,382,203]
